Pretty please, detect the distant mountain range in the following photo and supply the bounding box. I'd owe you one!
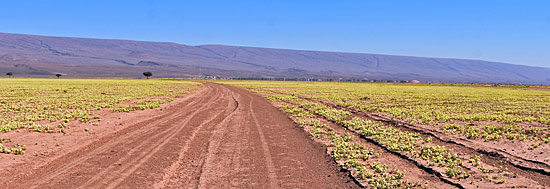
[1,32,549,84]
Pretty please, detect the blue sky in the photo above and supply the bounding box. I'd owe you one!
[1,0,549,67]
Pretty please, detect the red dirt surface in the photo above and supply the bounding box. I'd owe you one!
[0,82,358,188]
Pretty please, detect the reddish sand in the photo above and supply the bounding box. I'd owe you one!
[0,82,358,188]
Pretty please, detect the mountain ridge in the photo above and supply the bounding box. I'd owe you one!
[0,32,549,84]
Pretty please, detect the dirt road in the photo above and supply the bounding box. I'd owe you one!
[1,82,358,188]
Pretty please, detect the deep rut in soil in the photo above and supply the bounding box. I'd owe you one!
[291,95,550,187]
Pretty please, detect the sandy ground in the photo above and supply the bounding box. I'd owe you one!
[0,82,358,188]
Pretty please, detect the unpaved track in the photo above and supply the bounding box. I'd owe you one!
[0,82,358,188]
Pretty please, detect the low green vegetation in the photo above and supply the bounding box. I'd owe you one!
[216,80,549,187]
[218,80,550,144]
[0,78,199,154]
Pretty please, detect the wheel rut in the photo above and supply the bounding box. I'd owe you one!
[292,94,550,187]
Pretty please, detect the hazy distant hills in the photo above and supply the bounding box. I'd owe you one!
[1,32,549,84]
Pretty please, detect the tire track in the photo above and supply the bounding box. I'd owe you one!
[154,85,238,188]
[25,86,216,189]
[247,94,280,188]
[81,85,230,188]
[154,91,238,188]
[196,91,241,188]
[215,83,359,188]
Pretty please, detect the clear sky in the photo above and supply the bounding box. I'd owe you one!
[1,0,549,68]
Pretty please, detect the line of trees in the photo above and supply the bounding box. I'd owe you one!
[5,72,155,79]
[5,72,64,78]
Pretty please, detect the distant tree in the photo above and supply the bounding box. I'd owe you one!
[56,73,62,78]
[6,72,13,78]
[143,72,152,79]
